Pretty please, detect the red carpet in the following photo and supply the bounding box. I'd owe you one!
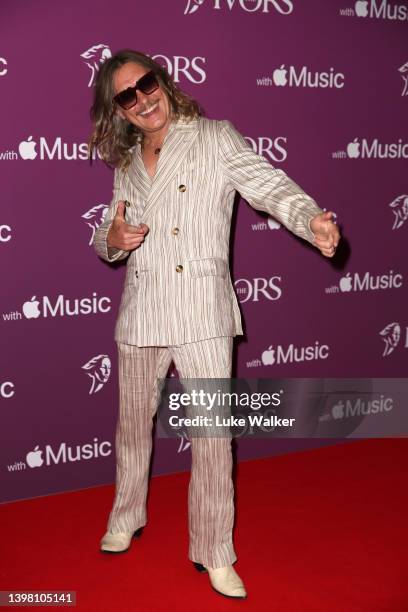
[0,439,406,611]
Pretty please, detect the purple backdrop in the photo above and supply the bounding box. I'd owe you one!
[1,0,407,503]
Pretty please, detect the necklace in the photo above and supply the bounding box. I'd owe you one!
[142,138,163,155]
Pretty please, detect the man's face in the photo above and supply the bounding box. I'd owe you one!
[113,62,172,136]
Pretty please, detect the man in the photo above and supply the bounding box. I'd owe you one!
[89,49,340,600]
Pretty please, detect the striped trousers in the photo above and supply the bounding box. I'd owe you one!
[106,336,237,569]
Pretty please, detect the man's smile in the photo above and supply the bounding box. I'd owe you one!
[138,100,160,117]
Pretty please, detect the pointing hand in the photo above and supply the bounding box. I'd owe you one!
[310,211,341,258]
[107,201,149,251]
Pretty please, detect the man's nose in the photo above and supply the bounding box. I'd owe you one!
[136,90,150,107]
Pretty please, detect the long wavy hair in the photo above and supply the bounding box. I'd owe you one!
[88,49,202,170]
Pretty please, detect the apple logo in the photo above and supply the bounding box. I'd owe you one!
[268,218,281,230]
[273,65,287,87]
[355,0,369,17]
[347,138,360,158]
[339,273,353,292]
[261,345,275,366]
[22,296,41,319]
[18,136,37,160]
[332,401,344,420]
[26,445,44,468]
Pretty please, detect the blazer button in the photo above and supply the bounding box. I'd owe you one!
[178,184,186,192]
[171,227,180,235]
[175,265,183,273]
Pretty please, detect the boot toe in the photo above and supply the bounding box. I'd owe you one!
[206,565,247,599]
[100,530,138,553]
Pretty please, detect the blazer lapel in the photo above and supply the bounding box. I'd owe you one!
[127,145,151,203]
[141,117,200,220]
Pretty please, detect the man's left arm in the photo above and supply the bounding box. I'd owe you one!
[218,120,340,256]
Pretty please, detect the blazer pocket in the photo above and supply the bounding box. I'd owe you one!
[188,257,228,279]
[124,267,151,285]
[134,268,152,279]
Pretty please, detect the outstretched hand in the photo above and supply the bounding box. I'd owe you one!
[107,201,149,251]
[310,211,341,257]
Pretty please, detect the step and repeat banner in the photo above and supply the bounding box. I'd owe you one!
[1,0,407,503]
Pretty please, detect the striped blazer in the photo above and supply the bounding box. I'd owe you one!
[93,116,324,346]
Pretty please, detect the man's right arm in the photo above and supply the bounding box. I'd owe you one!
[93,168,130,263]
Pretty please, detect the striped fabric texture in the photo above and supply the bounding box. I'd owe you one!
[93,116,324,346]
[107,337,236,569]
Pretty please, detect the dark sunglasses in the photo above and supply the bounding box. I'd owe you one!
[113,70,159,110]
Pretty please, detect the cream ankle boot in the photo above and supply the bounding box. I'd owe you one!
[193,562,247,599]
[100,527,144,553]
